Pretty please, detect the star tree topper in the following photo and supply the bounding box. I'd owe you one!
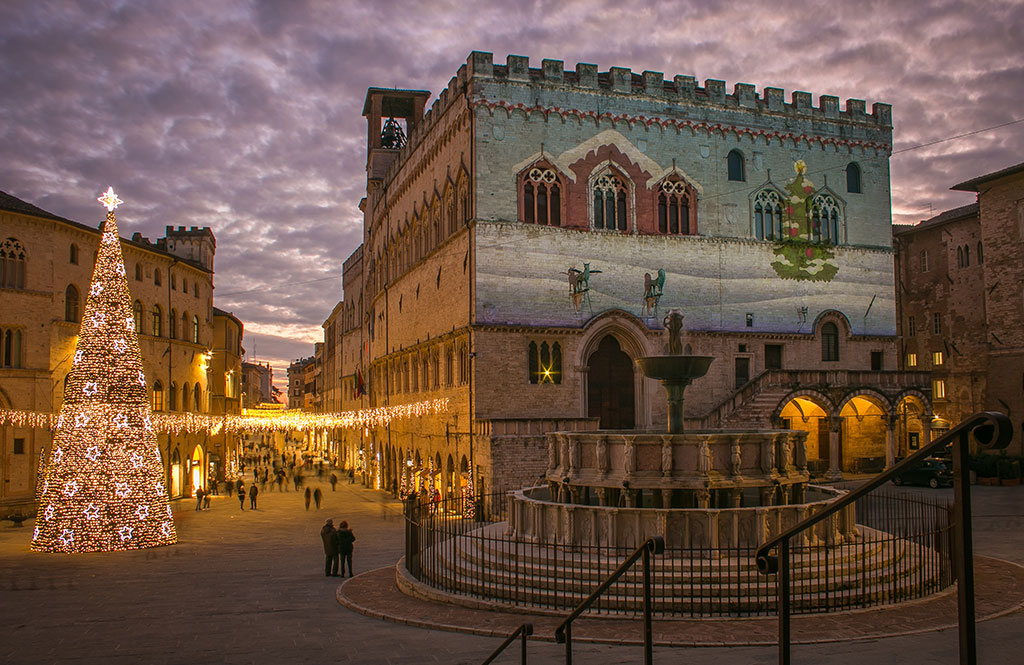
[97,186,123,212]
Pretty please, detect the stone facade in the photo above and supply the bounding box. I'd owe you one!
[329,52,929,496]
[0,191,232,509]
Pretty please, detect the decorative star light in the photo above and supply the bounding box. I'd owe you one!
[130,452,144,468]
[113,413,129,429]
[135,505,150,520]
[116,263,126,277]
[73,350,83,365]
[137,371,146,387]
[90,283,103,296]
[41,480,48,496]
[114,482,130,498]
[83,382,99,397]
[97,186,123,212]
[165,505,172,518]
[155,481,165,495]
[112,338,127,352]
[83,503,101,519]
[118,526,133,541]
[33,526,40,541]
[63,480,80,496]
[91,313,105,329]
[44,505,55,521]
[161,521,173,537]
[85,446,102,462]
[125,315,134,330]
[74,413,90,428]
[59,529,75,547]
[56,414,64,429]
[144,416,153,432]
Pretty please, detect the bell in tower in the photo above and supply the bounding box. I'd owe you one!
[380,117,407,149]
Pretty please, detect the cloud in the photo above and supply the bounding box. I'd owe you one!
[1,0,1021,394]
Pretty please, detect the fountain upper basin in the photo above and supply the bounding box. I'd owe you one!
[636,355,714,383]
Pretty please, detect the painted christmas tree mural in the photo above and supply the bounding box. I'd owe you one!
[770,160,839,282]
[32,188,176,553]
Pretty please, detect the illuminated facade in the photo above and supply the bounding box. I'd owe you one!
[0,190,228,511]
[326,52,931,495]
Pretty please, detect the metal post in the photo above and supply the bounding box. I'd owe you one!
[953,430,977,665]
[779,539,791,665]
[564,622,572,665]
[521,625,528,665]
[643,544,653,665]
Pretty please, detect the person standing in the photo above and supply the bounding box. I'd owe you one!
[329,473,338,491]
[313,487,323,509]
[249,482,259,510]
[194,487,204,512]
[304,486,312,511]
[336,521,356,577]
[237,481,246,510]
[321,519,339,577]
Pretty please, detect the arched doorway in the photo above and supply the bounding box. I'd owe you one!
[190,445,205,494]
[779,396,831,474]
[587,335,635,429]
[838,395,888,473]
[170,449,182,498]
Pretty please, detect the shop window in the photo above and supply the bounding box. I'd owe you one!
[69,243,79,265]
[152,381,165,411]
[932,379,946,399]
[151,305,162,337]
[1,237,27,289]
[906,353,917,367]
[809,193,841,244]
[932,351,944,366]
[821,322,839,362]
[657,179,693,235]
[592,169,630,232]
[727,150,745,182]
[528,341,562,384]
[753,188,784,240]
[521,166,561,226]
[846,163,862,193]
[65,284,80,322]
[1,328,23,367]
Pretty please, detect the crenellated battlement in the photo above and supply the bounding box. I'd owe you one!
[462,51,891,127]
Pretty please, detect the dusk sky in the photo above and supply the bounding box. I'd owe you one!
[2,0,1021,399]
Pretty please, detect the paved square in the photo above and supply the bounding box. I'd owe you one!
[1,478,1022,664]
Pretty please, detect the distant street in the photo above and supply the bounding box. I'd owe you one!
[1,478,1022,664]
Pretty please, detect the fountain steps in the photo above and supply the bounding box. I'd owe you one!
[413,524,944,615]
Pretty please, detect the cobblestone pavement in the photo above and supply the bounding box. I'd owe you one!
[1,478,1022,664]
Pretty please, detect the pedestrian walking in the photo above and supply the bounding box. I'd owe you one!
[237,481,246,510]
[329,473,337,491]
[349,468,355,484]
[194,487,204,512]
[313,487,323,509]
[336,521,356,577]
[249,482,259,510]
[277,471,285,492]
[304,487,312,511]
[321,519,339,577]
[203,490,211,509]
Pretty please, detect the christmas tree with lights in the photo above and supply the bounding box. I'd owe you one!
[32,188,176,553]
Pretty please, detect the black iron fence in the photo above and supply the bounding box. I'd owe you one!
[404,487,953,618]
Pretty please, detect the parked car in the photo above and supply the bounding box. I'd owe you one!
[892,458,953,488]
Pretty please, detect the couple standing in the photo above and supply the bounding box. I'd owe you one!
[320,518,356,577]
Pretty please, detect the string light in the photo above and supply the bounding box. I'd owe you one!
[32,189,177,554]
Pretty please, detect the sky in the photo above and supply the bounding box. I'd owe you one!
[2,0,1022,401]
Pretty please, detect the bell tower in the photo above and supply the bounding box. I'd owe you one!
[362,88,431,183]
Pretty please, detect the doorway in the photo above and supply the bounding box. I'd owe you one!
[587,335,635,430]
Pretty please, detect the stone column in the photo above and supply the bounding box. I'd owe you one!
[696,487,711,509]
[826,416,843,481]
[661,489,674,509]
[596,487,608,507]
[730,487,743,508]
[760,486,774,506]
[885,414,897,468]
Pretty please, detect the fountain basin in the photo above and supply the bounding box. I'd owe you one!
[635,355,714,384]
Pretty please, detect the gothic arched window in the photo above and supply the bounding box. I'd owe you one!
[727,150,745,182]
[810,193,841,244]
[69,243,79,265]
[592,169,629,232]
[65,284,80,322]
[1,237,27,289]
[521,166,562,227]
[846,163,862,193]
[152,381,165,411]
[657,180,693,235]
[193,383,201,412]
[182,383,190,411]
[169,382,178,411]
[151,304,162,337]
[1,328,22,367]
[821,322,840,362]
[753,189,785,241]
[133,300,143,332]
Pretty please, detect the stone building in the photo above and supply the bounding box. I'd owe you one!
[241,360,274,407]
[332,52,931,497]
[0,191,232,510]
[895,161,1024,456]
[287,355,315,409]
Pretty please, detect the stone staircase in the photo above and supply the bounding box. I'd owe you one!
[409,522,950,617]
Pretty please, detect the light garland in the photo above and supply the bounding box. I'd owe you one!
[2,398,450,436]
[32,189,176,554]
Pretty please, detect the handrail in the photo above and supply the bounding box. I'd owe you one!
[481,622,533,665]
[755,410,1012,665]
[554,535,665,665]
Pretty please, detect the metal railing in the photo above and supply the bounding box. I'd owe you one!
[755,410,1012,665]
[554,536,665,665]
[481,622,533,665]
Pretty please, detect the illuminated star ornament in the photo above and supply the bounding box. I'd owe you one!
[32,189,176,553]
